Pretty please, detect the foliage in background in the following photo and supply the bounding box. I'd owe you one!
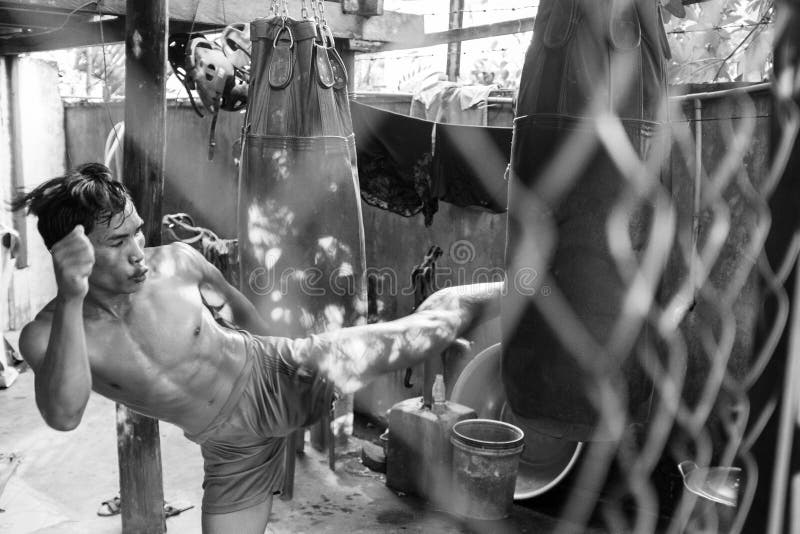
[72,43,125,98]
[356,0,775,92]
[664,0,774,83]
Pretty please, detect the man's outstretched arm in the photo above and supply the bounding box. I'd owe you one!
[293,282,504,393]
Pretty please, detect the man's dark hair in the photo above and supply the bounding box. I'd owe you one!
[10,163,131,248]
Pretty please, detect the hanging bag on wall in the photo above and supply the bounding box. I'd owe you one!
[238,5,367,339]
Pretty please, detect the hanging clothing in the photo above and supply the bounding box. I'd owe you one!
[350,100,437,224]
[352,100,512,224]
[430,123,511,213]
[410,81,493,126]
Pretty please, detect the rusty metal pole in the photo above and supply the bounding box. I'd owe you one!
[117,1,168,532]
[6,55,27,270]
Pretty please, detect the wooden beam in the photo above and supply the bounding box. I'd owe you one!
[445,0,463,82]
[0,5,96,28]
[117,1,168,533]
[0,18,226,54]
[0,20,126,54]
[360,9,420,43]
[0,0,423,42]
[377,17,536,52]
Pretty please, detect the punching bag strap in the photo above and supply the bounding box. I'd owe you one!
[312,23,345,136]
[208,112,219,160]
[324,26,348,91]
[542,0,577,49]
[269,24,295,89]
[609,0,642,51]
[315,42,335,88]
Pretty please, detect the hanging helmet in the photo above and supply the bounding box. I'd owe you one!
[188,36,244,114]
[221,77,248,112]
[220,23,252,76]
[169,32,209,116]
[168,31,248,118]
[169,32,210,87]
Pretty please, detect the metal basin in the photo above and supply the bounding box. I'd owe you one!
[450,343,583,500]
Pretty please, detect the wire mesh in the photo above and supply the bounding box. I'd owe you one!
[489,1,800,533]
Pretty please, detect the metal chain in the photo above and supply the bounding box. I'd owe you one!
[269,0,279,17]
[300,0,309,20]
[317,0,327,29]
[280,0,289,22]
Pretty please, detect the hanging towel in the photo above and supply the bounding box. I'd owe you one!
[430,123,511,213]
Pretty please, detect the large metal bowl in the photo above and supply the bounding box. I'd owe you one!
[450,343,584,500]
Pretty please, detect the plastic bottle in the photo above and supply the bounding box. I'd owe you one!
[432,374,446,414]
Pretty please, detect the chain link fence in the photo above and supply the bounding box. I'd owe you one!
[494,1,800,532]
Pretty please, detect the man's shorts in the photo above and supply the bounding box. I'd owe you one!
[184,332,335,514]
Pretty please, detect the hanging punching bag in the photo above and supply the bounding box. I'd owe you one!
[502,0,670,442]
[238,15,366,339]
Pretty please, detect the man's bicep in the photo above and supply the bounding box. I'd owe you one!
[18,321,51,374]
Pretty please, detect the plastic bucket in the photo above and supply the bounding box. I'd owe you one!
[450,419,525,520]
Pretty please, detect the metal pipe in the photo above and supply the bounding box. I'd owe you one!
[691,98,703,299]
[670,82,771,103]
[767,236,800,534]
[353,83,770,108]
[7,55,27,271]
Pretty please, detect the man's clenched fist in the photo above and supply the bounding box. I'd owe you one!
[51,225,94,299]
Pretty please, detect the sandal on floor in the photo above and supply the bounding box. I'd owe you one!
[97,495,121,516]
[164,501,194,518]
[96,495,193,518]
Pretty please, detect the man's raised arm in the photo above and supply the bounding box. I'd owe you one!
[293,282,504,393]
[20,226,95,431]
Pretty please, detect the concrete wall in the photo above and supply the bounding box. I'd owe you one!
[358,202,506,415]
[64,100,243,239]
[1,57,63,332]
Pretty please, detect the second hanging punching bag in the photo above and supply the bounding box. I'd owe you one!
[238,13,367,339]
[502,0,671,442]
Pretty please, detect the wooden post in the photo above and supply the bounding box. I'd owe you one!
[445,0,464,82]
[117,1,168,533]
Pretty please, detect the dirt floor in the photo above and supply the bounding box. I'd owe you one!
[0,356,594,534]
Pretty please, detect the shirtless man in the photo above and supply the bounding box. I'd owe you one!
[11,163,502,534]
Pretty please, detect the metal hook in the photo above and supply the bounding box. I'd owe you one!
[273,23,294,49]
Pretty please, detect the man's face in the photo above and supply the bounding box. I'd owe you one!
[86,201,148,294]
